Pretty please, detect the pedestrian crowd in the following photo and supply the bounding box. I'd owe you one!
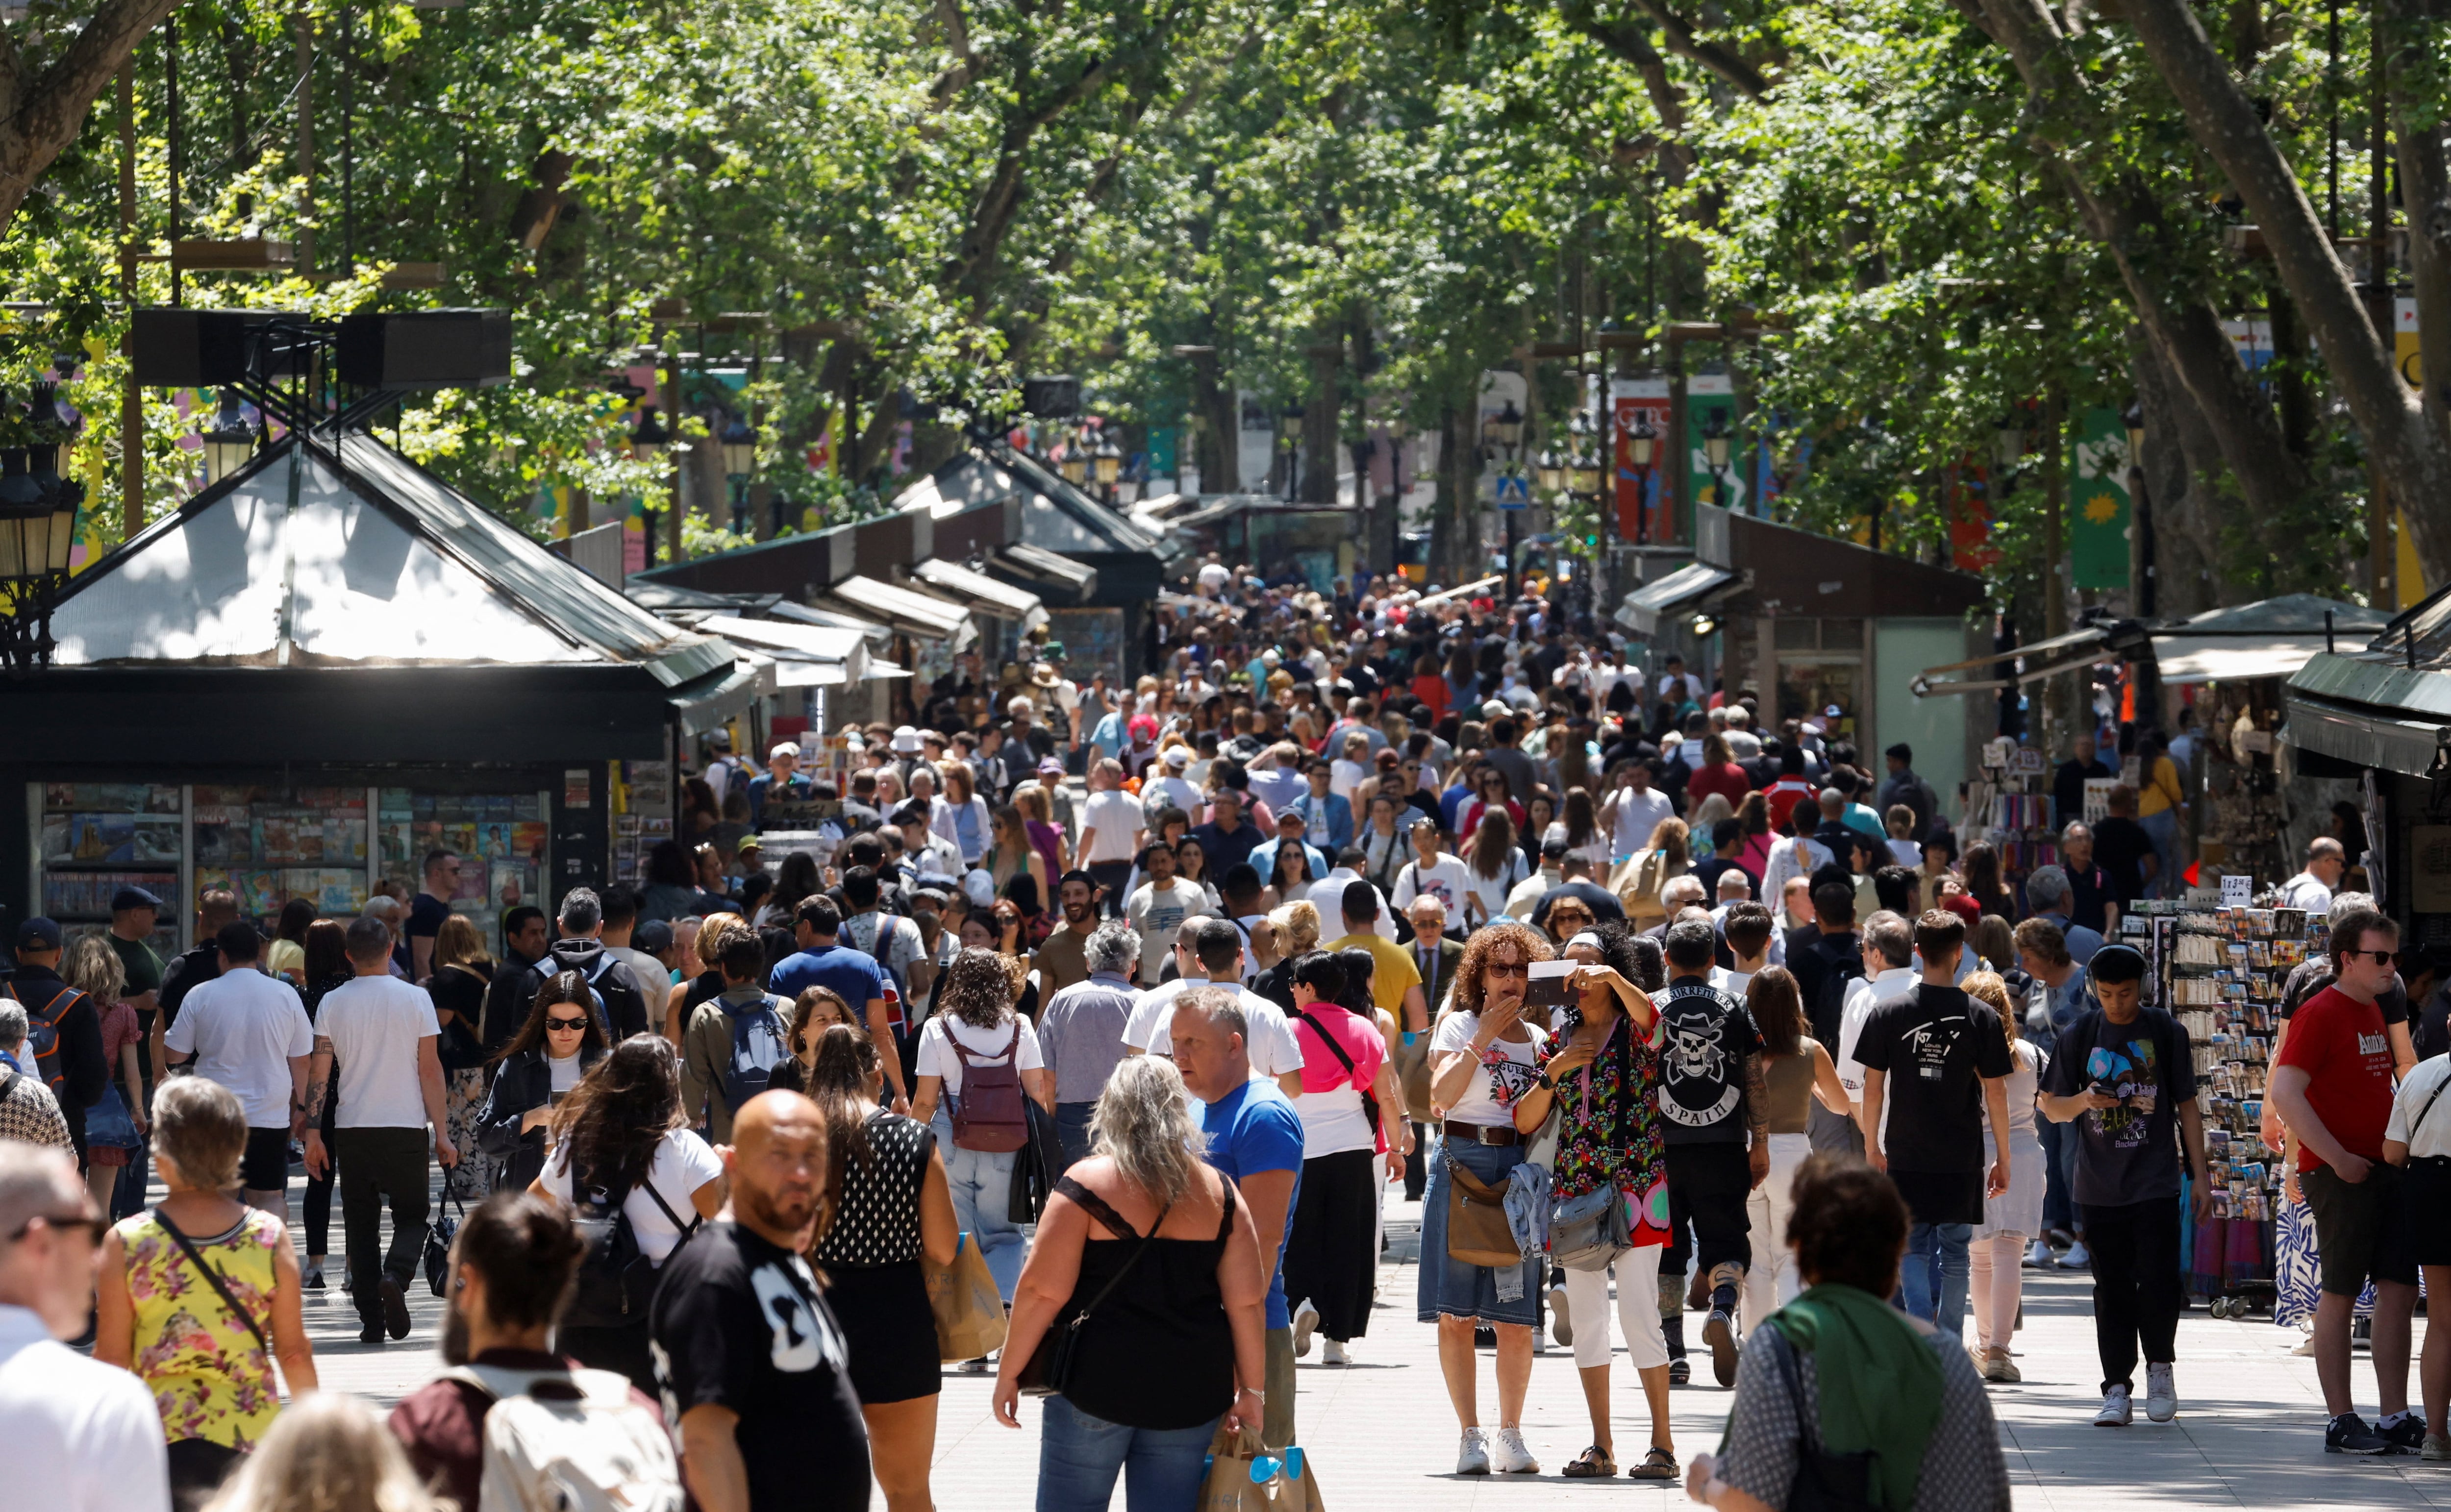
[2,558,2442,1512]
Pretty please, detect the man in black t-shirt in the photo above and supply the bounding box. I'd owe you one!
[1854,909,2012,1349]
[406,849,459,982]
[653,1091,867,1512]
[1657,917,1768,1388]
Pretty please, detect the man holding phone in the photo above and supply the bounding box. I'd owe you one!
[2040,941,2212,1431]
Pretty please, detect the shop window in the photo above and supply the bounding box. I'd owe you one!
[192,786,370,925]
[38,784,180,953]
[1774,619,1819,651]
[377,789,548,942]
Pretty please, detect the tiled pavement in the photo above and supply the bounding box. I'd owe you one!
[249,1175,2451,1509]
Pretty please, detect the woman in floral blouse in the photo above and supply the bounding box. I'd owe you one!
[1509,921,1676,1482]
[97,1076,316,1507]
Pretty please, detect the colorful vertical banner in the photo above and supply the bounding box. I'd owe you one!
[1946,456,1999,571]
[1610,377,1672,545]
[2069,407,2131,590]
[2398,297,2426,609]
[1686,374,1742,515]
[623,496,649,576]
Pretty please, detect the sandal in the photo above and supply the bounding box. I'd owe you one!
[1562,1445,1617,1478]
[1629,1446,1679,1481]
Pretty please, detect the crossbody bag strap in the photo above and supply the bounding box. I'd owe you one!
[636,1176,702,1246]
[1064,1200,1173,1328]
[153,1210,272,1358]
[1293,1010,1361,1087]
[2409,1069,2451,1147]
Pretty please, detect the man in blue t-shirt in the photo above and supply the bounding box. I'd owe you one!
[768,896,908,1110]
[1173,986,1303,1450]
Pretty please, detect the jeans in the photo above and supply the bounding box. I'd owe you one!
[334,1126,431,1320]
[1036,1395,1223,1512]
[934,1106,1025,1301]
[1087,862,1135,919]
[2138,809,2179,898]
[1898,1221,1972,1342]
[2082,1196,2181,1391]
[1053,1101,1098,1174]
[2037,1115,2071,1234]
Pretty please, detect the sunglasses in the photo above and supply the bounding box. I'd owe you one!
[10,1212,103,1245]
[1550,910,1592,924]
[546,1015,591,1031]
[1484,961,1530,979]
[2342,948,2398,967]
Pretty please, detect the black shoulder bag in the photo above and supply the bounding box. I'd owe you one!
[154,1210,273,1359]
[1016,1187,1172,1398]
[1770,1324,1875,1512]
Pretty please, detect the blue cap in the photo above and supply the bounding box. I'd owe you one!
[111,886,163,912]
[15,917,62,951]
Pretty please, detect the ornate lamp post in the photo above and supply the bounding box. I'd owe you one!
[629,402,669,567]
[200,390,258,485]
[720,415,755,535]
[0,383,88,676]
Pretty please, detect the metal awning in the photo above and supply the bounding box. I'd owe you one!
[668,659,773,737]
[2150,594,2387,685]
[2281,688,2445,776]
[1615,563,1734,636]
[814,574,977,645]
[911,559,1048,629]
[693,614,871,687]
[992,543,1099,599]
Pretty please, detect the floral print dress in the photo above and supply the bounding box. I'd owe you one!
[1536,1014,1672,1245]
[116,1207,284,1450]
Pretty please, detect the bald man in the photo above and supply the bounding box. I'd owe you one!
[651,1093,866,1512]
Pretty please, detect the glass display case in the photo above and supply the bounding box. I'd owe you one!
[191,785,371,927]
[376,788,549,943]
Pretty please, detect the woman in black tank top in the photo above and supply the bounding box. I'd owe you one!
[993,1057,1269,1511]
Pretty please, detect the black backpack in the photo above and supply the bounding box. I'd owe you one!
[1808,939,1864,1048]
[562,1159,699,1330]
[532,953,650,1042]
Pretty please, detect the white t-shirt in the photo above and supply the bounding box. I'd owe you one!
[1711,967,1756,1001]
[1392,854,1473,932]
[1198,562,1232,593]
[2388,1055,2451,1160]
[1886,839,1921,868]
[316,974,443,1130]
[2278,872,2334,913]
[162,968,313,1128]
[549,1053,584,1094]
[1460,853,1530,924]
[1429,1010,1549,1127]
[541,1128,722,1263]
[1609,786,1676,860]
[1124,979,1306,1076]
[1305,872,1398,942]
[1836,967,1919,1109]
[1142,774,1201,822]
[914,1015,1046,1097]
[1329,759,1371,802]
[1125,879,1202,983]
[1079,790,1146,864]
[0,1307,171,1512]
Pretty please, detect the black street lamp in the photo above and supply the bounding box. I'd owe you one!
[1281,404,1305,500]
[720,415,755,535]
[1702,409,1732,507]
[200,390,258,485]
[0,384,88,676]
[630,403,669,567]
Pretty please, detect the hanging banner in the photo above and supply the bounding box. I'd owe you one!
[1610,377,1672,545]
[2398,297,2426,609]
[1946,456,2000,572]
[2069,407,2131,590]
[1686,373,1743,516]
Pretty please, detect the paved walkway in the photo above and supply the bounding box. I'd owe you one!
[262,1177,2451,1510]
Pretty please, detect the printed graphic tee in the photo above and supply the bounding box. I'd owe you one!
[1851,984,2012,1174]
[1653,977,1763,1145]
[2042,1006,2197,1206]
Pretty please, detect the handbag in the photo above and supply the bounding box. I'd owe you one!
[924,1231,1011,1361]
[1396,1034,1434,1122]
[424,1191,466,1298]
[1016,1200,1171,1397]
[83,1081,144,1152]
[1441,1150,1525,1268]
[1007,1098,1063,1224]
[1197,1420,1327,1512]
[1771,1324,1875,1512]
[1549,1185,1632,1272]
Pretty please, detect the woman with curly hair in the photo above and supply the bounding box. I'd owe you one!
[910,949,1056,1322]
[529,1035,725,1390]
[1422,920,1554,1475]
[769,985,858,1094]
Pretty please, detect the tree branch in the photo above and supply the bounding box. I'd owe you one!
[0,0,179,235]
[1619,0,1771,99]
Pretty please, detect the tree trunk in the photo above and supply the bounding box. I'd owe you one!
[2387,6,2451,457]
[2127,323,2226,616]
[1302,339,1341,505]
[0,0,185,237]
[2124,0,2451,587]
[1185,345,1236,494]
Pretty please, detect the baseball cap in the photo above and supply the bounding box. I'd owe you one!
[961,869,996,908]
[1481,699,1509,720]
[892,725,924,753]
[770,742,798,762]
[14,917,61,951]
[634,918,674,955]
[707,730,733,752]
[111,886,163,912]
[1162,747,1190,769]
[1038,757,1066,776]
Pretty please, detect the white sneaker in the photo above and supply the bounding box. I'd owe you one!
[1292,1300,1318,1359]
[2291,1334,2319,1357]
[1491,1427,1539,1474]
[2023,1239,2054,1269]
[1323,1338,1350,1366]
[1456,1428,1491,1475]
[2144,1363,2176,1422]
[2058,1241,2092,1270]
[2094,1385,2133,1427]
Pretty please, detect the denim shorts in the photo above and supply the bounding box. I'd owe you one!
[1416,1131,1541,1326]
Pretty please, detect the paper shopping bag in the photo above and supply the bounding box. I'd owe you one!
[923,1232,1008,1362]
[1198,1423,1326,1512]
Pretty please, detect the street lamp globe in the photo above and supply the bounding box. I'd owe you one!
[629,403,670,463]
[1058,434,1091,485]
[1702,412,1731,471]
[2123,400,2145,469]
[1534,447,1565,494]
[720,416,756,479]
[1281,405,1305,445]
[1629,414,1657,469]
[1993,417,2026,469]
[1486,399,1524,451]
[1094,432,1124,486]
[200,390,258,485]
[1569,447,1603,496]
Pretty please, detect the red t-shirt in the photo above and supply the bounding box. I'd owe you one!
[1686,762,1752,811]
[1764,777,1818,830]
[2273,985,2397,1172]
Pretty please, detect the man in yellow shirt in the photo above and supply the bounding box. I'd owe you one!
[1323,879,1429,1033]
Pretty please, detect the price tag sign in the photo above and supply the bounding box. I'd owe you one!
[2221,874,2253,907]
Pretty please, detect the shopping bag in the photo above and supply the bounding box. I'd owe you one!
[1197,1422,1326,1512]
[924,1232,1008,1362]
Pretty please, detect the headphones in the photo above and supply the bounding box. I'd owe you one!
[2087,942,2150,989]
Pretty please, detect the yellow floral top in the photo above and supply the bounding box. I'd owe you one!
[115,1207,284,1449]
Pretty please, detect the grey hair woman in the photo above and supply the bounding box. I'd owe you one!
[994,1053,1270,1511]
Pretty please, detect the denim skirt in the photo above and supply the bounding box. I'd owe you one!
[1416,1131,1541,1326]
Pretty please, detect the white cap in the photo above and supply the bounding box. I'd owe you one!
[1163,746,1191,769]
[961,868,996,908]
[770,742,799,761]
[1481,699,1510,720]
[892,725,923,753]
